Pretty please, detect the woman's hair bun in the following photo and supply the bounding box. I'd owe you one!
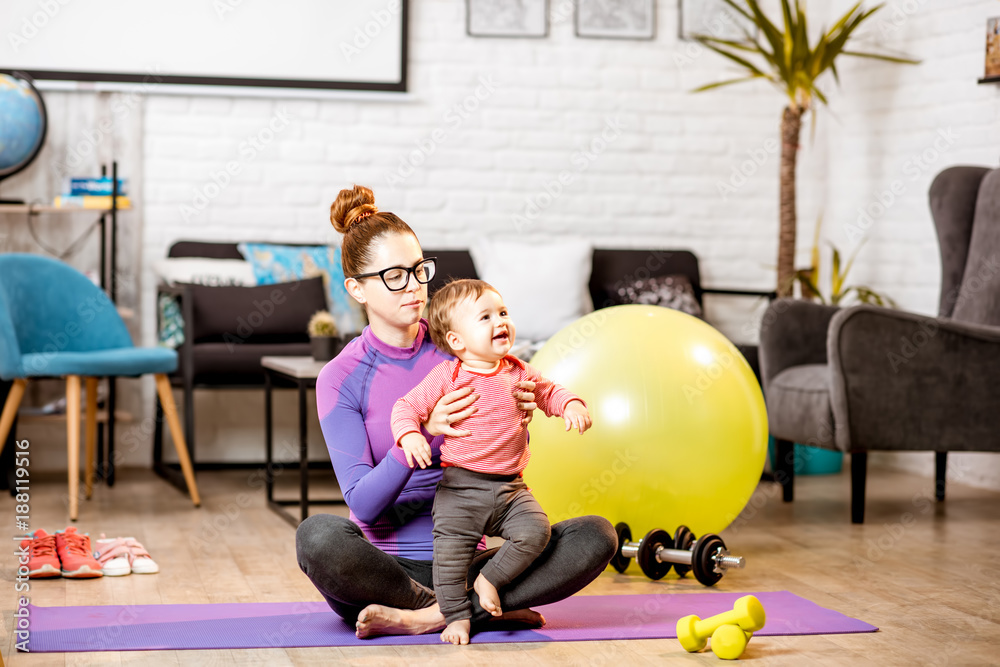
[330,185,379,234]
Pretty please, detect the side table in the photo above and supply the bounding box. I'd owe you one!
[261,355,345,526]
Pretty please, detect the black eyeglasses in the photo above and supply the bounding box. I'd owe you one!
[352,257,437,292]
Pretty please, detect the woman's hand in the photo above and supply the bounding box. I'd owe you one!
[425,387,478,437]
[515,380,537,426]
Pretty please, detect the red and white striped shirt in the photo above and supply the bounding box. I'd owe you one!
[391,355,583,476]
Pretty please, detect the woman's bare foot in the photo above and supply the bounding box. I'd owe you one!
[496,608,546,627]
[473,573,502,616]
[440,619,471,645]
[355,603,446,639]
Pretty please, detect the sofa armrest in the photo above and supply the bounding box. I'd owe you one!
[829,305,1000,452]
[759,298,840,392]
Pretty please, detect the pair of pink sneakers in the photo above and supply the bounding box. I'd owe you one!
[21,527,158,578]
[93,534,160,576]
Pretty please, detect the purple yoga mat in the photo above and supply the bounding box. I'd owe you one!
[24,591,877,652]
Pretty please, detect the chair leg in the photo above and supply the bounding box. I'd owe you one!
[935,451,947,502]
[152,390,164,465]
[84,378,98,500]
[0,379,27,456]
[851,451,867,524]
[154,374,201,507]
[66,375,81,521]
[183,377,196,466]
[775,438,794,502]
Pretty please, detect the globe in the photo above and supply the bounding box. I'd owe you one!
[0,73,47,198]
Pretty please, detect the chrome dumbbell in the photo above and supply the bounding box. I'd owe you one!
[611,522,746,586]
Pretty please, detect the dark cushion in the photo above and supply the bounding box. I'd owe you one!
[604,274,704,318]
[767,364,837,450]
[187,342,313,385]
[423,249,479,296]
[589,249,702,311]
[186,277,327,343]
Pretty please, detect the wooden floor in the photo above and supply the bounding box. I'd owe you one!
[2,462,1000,666]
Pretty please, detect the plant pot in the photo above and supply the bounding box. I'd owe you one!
[310,336,341,362]
[767,436,843,476]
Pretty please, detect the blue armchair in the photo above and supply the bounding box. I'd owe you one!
[0,254,200,520]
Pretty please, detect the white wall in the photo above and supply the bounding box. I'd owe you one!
[816,0,1000,490]
[7,0,999,490]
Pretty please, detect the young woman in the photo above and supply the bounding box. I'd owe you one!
[296,185,616,641]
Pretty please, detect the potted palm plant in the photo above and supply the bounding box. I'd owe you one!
[693,0,918,297]
[308,310,341,362]
[792,216,897,307]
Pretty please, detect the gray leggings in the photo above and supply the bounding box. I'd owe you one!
[296,512,616,629]
[433,467,551,624]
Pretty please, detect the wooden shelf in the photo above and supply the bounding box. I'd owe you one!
[978,75,1000,84]
[0,204,129,213]
[18,409,133,425]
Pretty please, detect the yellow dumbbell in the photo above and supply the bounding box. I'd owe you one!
[676,595,766,653]
[711,625,753,660]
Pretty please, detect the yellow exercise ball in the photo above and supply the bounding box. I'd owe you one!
[526,305,768,537]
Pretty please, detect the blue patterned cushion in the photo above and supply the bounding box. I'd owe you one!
[158,293,185,349]
[237,243,367,335]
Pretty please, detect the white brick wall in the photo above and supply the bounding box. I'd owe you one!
[11,1,998,489]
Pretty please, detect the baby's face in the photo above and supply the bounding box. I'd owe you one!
[448,290,515,364]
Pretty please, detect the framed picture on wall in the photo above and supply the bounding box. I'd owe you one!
[679,0,756,42]
[986,17,1000,80]
[576,0,656,40]
[467,0,549,38]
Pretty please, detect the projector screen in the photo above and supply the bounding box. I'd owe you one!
[0,0,408,93]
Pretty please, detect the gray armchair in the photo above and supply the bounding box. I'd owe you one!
[760,165,1000,523]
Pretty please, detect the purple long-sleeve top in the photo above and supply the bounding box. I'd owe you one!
[317,319,461,560]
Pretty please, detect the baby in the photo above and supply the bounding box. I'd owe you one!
[390,279,592,645]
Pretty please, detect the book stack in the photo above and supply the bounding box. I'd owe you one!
[54,176,131,209]
[54,195,132,209]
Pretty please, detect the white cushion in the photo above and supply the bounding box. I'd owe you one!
[471,238,593,341]
[154,258,257,286]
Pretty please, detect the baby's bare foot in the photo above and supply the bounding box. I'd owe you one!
[355,603,446,638]
[497,608,546,627]
[441,619,471,645]
[473,573,502,617]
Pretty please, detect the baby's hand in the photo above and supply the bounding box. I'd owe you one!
[563,400,592,435]
[400,432,433,469]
